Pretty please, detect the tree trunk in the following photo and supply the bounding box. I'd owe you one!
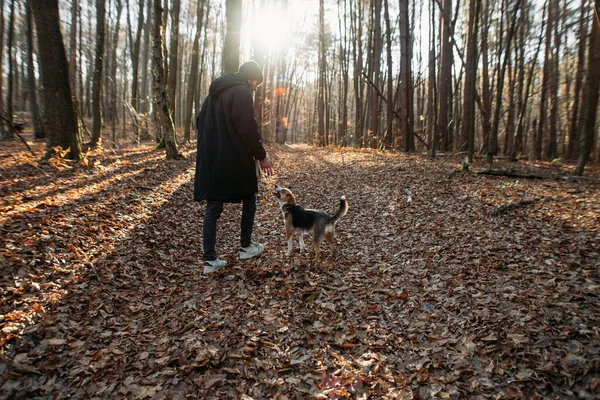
[110,0,123,145]
[318,0,326,146]
[383,0,393,148]
[131,0,144,111]
[575,2,600,175]
[121,47,128,140]
[461,0,481,161]
[78,8,85,115]
[487,0,522,163]
[546,0,560,160]
[511,0,527,159]
[5,0,15,138]
[167,0,180,122]
[184,0,206,143]
[325,52,333,146]
[152,0,180,159]
[69,0,78,98]
[140,0,152,114]
[351,0,365,147]
[504,59,516,156]
[127,0,144,138]
[338,0,349,147]
[91,0,106,148]
[427,0,436,148]
[197,1,211,118]
[223,0,241,73]
[434,0,452,157]
[0,0,4,137]
[399,0,414,151]
[25,0,45,139]
[177,43,185,127]
[15,41,23,111]
[479,0,492,154]
[210,5,221,82]
[31,0,82,160]
[568,0,588,160]
[85,6,94,117]
[513,2,545,161]
[103,0,112,122]
[535,0,556,160]
[369,0,382,147]
[75,7,84,118]
[252,0,266,142]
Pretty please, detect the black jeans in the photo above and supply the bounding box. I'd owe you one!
[203,193,256,261]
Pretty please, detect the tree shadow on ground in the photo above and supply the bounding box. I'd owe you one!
[1,145,599,399]
[0,146,194,355]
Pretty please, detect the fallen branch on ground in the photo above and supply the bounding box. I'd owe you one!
[492,198,539,216]
[476,169,546,179]
[0,109,35,156]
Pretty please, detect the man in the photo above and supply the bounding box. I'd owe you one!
[194,60,274,274]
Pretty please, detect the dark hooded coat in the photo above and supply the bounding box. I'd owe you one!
[194,73,266,202]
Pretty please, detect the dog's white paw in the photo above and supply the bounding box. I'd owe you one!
[285,251,292,257]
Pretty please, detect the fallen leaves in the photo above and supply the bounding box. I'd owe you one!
[1,143,599,398]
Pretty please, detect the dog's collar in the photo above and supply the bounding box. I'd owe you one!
[281,203,294,212]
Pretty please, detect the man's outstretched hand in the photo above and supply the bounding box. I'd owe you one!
[259,156,274,176]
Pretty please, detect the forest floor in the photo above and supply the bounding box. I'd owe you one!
[0,139,599,399]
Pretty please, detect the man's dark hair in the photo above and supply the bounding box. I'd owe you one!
[238,60,264,83]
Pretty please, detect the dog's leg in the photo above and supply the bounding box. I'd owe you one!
[299,235,305,252]
[285,217,294,257]
[313,226,327,262]
[313,233,324,262]
[313,241,321,262]
[325,232,335,256]
[286,232,294,257]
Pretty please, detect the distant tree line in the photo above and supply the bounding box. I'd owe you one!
[0,0,598,174]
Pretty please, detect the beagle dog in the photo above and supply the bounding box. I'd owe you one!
[273,185,348,261]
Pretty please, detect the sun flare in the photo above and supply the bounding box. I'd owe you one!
[251,8,291,50]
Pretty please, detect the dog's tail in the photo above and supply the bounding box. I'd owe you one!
[328,195,348,224]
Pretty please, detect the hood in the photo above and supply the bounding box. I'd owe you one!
[209,73,248,99]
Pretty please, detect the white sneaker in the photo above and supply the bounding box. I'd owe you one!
[203,259,228,274]
[240,242,265,260]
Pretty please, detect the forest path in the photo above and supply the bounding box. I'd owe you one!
[1,143,599,399]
